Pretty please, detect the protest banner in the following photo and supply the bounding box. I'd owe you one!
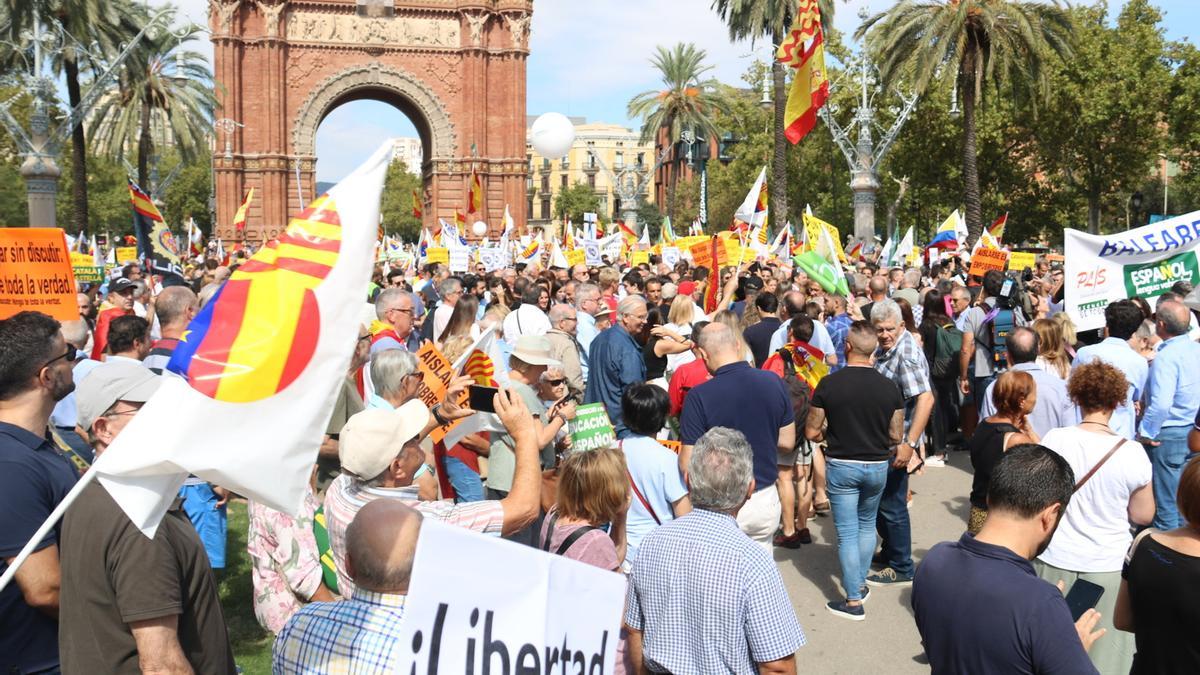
[570,403,615,452]
[479,247,503,272]
[414,341,467,444]
[659,439,682,454]
[661,246,681,268]
[0,228,77,321]
[397,519,625,675]
[1007,251,1036,272]
[115,246,138,264]
[449,246,470,273]
[630,250,649,267]
[425,247,449,265]
[968,247,1009,276]
[565,247,585,268]
[1065,211,1200,331]
[581,239,602,266]
[689,237,728,270]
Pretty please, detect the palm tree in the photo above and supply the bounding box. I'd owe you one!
[858,0,1073,244]
[0,0,126,233]
[627,43,730,224]
[711,0,834,236]
[90,15,215,190]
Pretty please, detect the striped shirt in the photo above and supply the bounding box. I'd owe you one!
[272,589,405,674]
[142,337,180,375]
[624,509,805,674]
[322,474,503,595]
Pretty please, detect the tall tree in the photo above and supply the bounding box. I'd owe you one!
[89,13,215,190]
[858,0,1073,244]
[710,0,834,233]
[627,43,730,223]
[379,161,423,242]
[554,181,601,225]
[1034,1,1170,233]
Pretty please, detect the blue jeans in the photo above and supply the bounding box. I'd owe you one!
[179,483,227,569]
[1147,426,1191,529]
[971,374,995,411]
[875,464,913,577]
[445,456,484,503]
[827,459,889,600]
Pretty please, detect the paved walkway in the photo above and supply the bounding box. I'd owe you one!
[775,454,973,672]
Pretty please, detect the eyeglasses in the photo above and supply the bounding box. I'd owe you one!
[42,345,77,370]
[358,334,372,343]
[387,307,414,315]
[545,378,567,387]
[104,408,140,418]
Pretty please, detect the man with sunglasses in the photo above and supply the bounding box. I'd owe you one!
[0,312,81,674]
[90,277,138,360]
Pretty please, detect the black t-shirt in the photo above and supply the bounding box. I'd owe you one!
[810,366,903,461]
[968,420,1018,510]
[58,482,236,674]
[1124,535,1200,674]
[744,317,782,368]
[643,335,668,381]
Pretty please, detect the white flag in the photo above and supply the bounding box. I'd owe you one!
[92,141,392,536]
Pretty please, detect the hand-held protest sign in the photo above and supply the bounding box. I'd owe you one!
[1007,251,1036,272]
[425,247,449,265]
[0,228,77,322]
[1065,211,1200,331]
[570,403,616,452]
[0,141,395,595]
[968,247,1009,277]
[397,520,625,675]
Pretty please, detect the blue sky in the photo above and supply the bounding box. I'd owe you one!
[158,0,1196,181]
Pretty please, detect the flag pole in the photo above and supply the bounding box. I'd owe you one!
[0,465,99,593]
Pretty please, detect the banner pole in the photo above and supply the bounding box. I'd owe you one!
[0,465,98,593]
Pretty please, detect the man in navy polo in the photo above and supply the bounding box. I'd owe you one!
[680,322,795,549]
[0,311,81,674]
[913,444,1103,674]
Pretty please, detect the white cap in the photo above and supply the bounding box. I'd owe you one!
[338,399,431,479]
[76,362,162,433]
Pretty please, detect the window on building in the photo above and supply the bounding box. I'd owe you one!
[615,151,623,169]
[527,196,534,218]
[612,197,620,218]
[560,156,569,170]
[542,157,550,170]
[598,196,608,213]
[637,152,645,169]
[561,174,568,188]
[587,173,595,189]
[541,175,549,192]
[540,198,551,220]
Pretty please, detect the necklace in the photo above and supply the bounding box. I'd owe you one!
[1080,420,1113,433]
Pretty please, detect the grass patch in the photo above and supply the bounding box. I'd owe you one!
[219,500,273,674]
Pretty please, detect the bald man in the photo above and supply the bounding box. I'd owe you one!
[275,500,423,672]
[979,326,1076,438]
[144,286,198,375]
[1139,299,1200,529]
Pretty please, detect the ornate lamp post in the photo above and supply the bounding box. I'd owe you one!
[0,10,180,226]
[586,143,672,235]
[819,41,919,242]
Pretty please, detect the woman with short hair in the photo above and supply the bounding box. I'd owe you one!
[540,446,630,570]
[966,370,1039,533]
[1036,360,1155,674]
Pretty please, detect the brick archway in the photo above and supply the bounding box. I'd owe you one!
[210,0,531,242]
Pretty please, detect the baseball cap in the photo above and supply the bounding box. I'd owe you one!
[677,281,697,296]
[110,277,137,293]
[76,362,162,433]
[893,288,920,308]
[742,276,764,292]
[338,400,431,479]
[510,335,561,367]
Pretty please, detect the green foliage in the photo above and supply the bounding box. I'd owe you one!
[554,181,600,224]
[162,156,214,235]
[380,161,423,242]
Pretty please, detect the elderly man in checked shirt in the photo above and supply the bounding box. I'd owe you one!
[273,500,421,673]
[624,427,805,675]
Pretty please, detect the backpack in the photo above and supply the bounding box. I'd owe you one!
[932,322,964,379]
[975,306,1015,373]
[775,347,814,453]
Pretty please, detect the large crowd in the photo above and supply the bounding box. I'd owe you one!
[3,246,1200,674]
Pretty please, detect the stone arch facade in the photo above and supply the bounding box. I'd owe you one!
[210,0,531,241]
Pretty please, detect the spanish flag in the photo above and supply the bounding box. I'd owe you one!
[988,212,1008,242]
[412,189,422,219]
[846,240,864,262]
[467,170,483,215]
[618,220,638,246]
[701,236,722,315]
[778,0,828,144]
[454,209,466,228]
[233,187,254,233]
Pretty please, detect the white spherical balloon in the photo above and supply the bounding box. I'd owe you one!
[529,112,576,159]
[472,220,488,237]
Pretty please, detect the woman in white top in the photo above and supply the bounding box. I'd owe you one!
[663,294,697,376]
[1035,360,1155,675]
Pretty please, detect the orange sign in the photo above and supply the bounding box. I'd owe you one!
[659,439,682,455]
[0,228,78,321]
[689,238,727,269]
[969,247,1009,277]
[414,341,467,444]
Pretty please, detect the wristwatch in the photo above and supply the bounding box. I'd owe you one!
[903,438,919,450]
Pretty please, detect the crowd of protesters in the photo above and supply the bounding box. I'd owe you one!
[3,244,1200,675]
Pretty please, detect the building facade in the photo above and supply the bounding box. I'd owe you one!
[525,117,655,230]
[390,137,423,175]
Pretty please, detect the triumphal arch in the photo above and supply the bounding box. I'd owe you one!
[210,0,531,240]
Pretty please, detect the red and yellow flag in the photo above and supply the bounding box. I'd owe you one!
[233,188,254,233]
[618,220,638,245]
[467,170,483,215]
[779,1,829,144]
[988,213,1008,241]
[454,209,466,227]
[702,236,721,314]
[412,189,422,219]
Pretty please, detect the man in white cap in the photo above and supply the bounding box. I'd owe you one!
[324,388,544,594]
[58,362,236,674]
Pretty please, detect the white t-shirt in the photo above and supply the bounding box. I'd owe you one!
[1037,426,1152,573]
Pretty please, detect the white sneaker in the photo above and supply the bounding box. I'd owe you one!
[924,455,946,468]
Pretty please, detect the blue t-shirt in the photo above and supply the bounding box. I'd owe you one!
[680,362,792,489]
[621,436,688,564]
[0,422,80,673]
[913,533,1098,675]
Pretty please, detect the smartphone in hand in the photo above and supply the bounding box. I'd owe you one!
[1064,579,1105,621]
[468,385,499,413]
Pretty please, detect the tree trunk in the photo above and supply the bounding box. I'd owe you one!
[137,98,152,188]
[64,57,89,235]
[771,45,789,235]
[960,64,983,247]
[1088,187,1101,234]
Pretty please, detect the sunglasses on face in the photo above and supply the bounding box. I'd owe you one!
[43,345,77,370]
[545,378,567,387]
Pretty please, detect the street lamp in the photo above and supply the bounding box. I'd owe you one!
[1159,153,1170,215]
